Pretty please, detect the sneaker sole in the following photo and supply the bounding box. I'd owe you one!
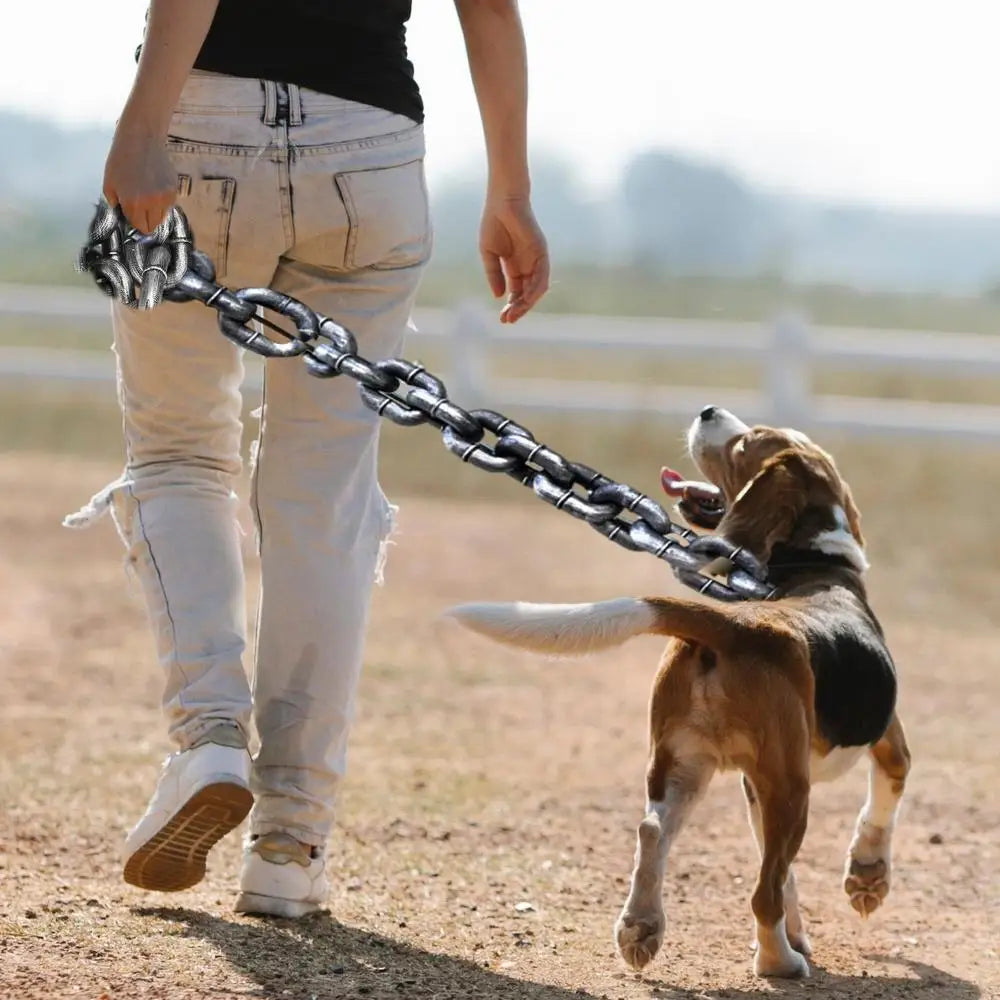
[234,891,321,919]
[123,781,253,892]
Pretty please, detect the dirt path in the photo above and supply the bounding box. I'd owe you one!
[1,455,997,1000]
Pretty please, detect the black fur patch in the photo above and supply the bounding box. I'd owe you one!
[806,625,897,748]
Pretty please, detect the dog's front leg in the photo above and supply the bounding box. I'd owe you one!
[614,745,713,972]
[844,713,911,917]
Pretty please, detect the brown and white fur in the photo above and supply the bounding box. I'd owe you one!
[446,407,910,979]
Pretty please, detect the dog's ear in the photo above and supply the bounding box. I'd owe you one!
[717,448,817,562]
[840,479,865,548]
[802,444,866,550]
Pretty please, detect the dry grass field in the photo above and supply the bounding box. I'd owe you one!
[1,391,999,1000]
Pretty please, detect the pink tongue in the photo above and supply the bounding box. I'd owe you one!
[660,467,686,497]
[660,467,724,504]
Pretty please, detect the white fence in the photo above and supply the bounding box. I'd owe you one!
[3,283,1000,442]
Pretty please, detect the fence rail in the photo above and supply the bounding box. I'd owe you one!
[2,283,999,442]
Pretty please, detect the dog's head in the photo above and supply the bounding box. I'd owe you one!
[686,406,867,571]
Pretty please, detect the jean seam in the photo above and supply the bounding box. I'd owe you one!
[165,130,421,159]
[292,127,423,156]
[121,455,187,715]
[116,343,187,706]
[166,139,263,157]
[249,363,267,740]
[133,491,183,688]
[277,145,295,250]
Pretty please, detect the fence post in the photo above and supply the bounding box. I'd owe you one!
[450,299,489,407]
[767,312,811,427]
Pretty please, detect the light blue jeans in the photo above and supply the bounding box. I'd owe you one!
[68,71,431,846]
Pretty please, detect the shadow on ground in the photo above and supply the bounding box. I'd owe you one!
[138,907,981,1000]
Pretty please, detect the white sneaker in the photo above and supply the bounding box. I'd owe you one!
[234,832,330,918]
[123,724,253,892]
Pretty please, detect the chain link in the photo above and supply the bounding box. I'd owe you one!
[77,200,778,602]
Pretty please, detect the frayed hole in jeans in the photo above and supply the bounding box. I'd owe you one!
[62,472,142,581]
[374,493,399,587]
[62,473,130,532]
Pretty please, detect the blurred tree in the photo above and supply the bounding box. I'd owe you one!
[0,112,108,211]
[619,150,779,276]
[5,109,1000,297]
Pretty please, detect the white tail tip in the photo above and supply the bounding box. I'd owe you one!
[443,598,656,656]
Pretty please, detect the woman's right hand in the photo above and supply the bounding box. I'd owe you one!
[102,126,178,234]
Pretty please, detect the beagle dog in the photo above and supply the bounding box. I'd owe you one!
[447,406,910,980]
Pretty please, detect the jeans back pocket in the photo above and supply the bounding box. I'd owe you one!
[334,158,432,272]
[173,169,237,279]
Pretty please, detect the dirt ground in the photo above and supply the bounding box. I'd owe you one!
[1,453,998,1000]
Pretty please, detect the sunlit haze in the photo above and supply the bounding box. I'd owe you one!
[3,1,997,211]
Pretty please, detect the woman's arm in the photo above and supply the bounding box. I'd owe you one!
[454,0,530,197]
[104,0,220,231]
[455,0,549,322]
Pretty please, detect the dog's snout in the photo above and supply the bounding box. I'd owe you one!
[688,406,750,457]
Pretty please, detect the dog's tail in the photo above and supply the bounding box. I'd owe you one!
[445,596,744,657]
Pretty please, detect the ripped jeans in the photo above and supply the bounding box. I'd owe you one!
[67,72,430,846]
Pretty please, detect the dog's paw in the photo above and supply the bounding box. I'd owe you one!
[614,908,665,971]
[754,946,810,979]
[844,855,890,917]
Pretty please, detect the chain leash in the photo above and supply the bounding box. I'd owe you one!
[77,200,777,602]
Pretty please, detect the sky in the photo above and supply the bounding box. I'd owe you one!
[2,1,998,212]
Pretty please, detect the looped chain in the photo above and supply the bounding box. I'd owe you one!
[217,287,319,358]
[77,200,195,309]
[77,201,779,602]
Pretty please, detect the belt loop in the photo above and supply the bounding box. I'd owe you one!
[287,83,303,126]
[262,79,278,125]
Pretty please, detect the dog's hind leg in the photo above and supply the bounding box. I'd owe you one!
[742,775,810,957]
[744,711,812,980]
[844,713,911,917]
[614,742,714,972]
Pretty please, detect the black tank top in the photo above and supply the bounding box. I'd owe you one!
[147,0,423,124]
